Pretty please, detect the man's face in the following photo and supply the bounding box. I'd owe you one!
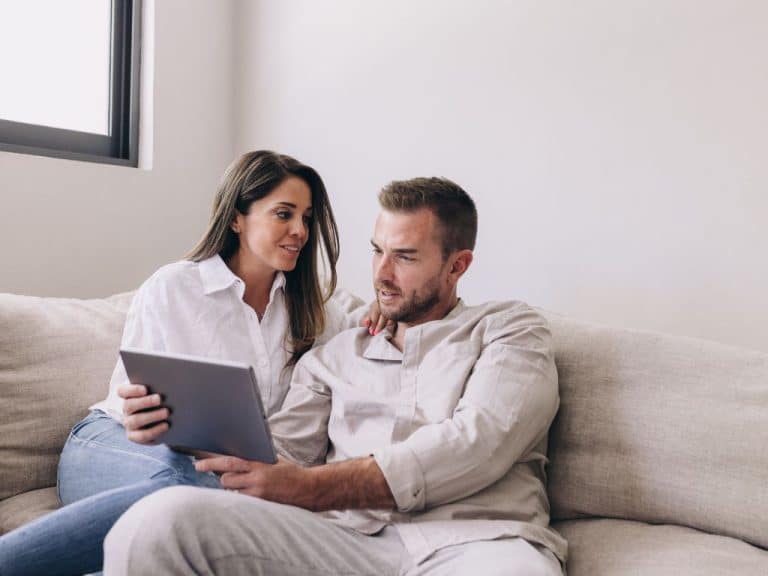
[371,208,451,325]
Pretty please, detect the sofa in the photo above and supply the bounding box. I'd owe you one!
[1,291,767,574]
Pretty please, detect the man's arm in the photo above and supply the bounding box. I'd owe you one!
[372,304,559,513]
[195,455,395,511]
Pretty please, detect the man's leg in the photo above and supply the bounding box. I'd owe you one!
[408,538,562,576]
[104,486,409,576]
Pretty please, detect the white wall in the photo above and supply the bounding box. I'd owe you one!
[234,0,768,352]
[2,1,766,353]
[0,0,237,298]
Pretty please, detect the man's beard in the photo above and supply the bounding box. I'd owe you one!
[377,275,442,324]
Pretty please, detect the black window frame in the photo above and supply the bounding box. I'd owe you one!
[0,0,142,167]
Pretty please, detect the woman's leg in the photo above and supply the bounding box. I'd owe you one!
[0,410,220,576]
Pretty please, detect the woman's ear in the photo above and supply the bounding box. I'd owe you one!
[231,213,242,234]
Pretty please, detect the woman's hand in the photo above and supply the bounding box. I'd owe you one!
[361,300,393,336]
[118,383,170,444]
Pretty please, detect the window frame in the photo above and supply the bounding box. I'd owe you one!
[0,0,142,167]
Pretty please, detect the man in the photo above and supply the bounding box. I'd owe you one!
[104,178,567,575]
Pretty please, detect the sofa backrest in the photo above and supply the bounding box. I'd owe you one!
[0,292,133,501]
[545,311,768,551]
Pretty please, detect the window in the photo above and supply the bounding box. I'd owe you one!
[0,0,142,166]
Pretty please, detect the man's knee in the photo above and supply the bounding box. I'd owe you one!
[104,485,214,574]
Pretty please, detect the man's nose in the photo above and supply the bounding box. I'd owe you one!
[374,254,393,282]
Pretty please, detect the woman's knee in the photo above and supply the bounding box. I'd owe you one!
[57,417,195,504]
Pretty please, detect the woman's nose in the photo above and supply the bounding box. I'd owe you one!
[291,217,308,240]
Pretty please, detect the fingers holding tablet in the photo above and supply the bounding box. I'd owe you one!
[118,383,171,444]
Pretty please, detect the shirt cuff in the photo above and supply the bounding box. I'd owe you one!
[372,442,426,512]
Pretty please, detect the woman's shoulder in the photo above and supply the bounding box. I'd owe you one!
[137,259,200,298]
[316,287,366,344]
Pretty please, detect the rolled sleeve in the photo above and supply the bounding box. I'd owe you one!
[373,441,427,512]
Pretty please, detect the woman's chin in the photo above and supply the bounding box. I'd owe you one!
[277,260,299,272]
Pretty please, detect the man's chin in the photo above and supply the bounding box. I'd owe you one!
[377,302,403,323]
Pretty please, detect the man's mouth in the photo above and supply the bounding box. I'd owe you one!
[377,288,400,302]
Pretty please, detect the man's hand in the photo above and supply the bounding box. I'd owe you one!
[119,384,170,444]
[195,455,315,507]
[195,455,396,512]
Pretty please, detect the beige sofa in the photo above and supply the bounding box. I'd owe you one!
[1,292,767,574]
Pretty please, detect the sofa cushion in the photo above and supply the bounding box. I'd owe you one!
[553,518,768,575]
[0,292,133,502]
[545,312,768,551]
[0,487,60,535]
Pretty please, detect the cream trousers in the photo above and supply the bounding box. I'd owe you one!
[104,486,561,575]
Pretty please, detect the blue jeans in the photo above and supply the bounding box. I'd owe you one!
[0,410,221,576]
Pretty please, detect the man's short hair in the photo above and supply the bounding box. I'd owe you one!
[378,177,477,259]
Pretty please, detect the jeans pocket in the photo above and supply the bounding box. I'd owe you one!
[69,409,109,438]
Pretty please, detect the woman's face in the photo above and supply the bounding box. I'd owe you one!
[232,176,312,275]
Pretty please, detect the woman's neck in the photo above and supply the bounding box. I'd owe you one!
[226,252,277,315]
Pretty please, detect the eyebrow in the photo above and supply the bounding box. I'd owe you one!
[370,240,418,254]
[274,201,312,212]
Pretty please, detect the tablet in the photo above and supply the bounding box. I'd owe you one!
[119,348,277,463]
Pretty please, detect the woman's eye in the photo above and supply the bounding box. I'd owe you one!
[276,211,291,220]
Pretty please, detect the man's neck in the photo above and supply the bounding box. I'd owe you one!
[390,295,459,351]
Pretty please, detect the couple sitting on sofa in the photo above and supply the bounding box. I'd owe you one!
[0,150,566,575]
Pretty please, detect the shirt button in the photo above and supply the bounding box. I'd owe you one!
[259,359,268,367]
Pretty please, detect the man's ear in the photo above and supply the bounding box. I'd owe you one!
[448,249,473,282]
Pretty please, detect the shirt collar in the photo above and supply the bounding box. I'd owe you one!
[268,270,287,301]
[199,255,239,295]
[362,330,404,362]
[362,299,466,362]
[197,254,286,299]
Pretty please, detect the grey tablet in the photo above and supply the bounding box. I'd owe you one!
[119,348,277,463]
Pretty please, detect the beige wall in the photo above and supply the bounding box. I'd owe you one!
[233,0,768,352]
[0,0,237,298]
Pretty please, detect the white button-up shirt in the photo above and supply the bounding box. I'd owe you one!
[92,255,363,419]
[270,300,568,565]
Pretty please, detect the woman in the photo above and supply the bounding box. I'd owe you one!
[0,150,383,575]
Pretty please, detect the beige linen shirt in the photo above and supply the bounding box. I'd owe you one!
[270,299,568,565]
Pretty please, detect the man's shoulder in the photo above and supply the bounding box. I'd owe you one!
[459,299,548,327]
[445,300,552,348]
